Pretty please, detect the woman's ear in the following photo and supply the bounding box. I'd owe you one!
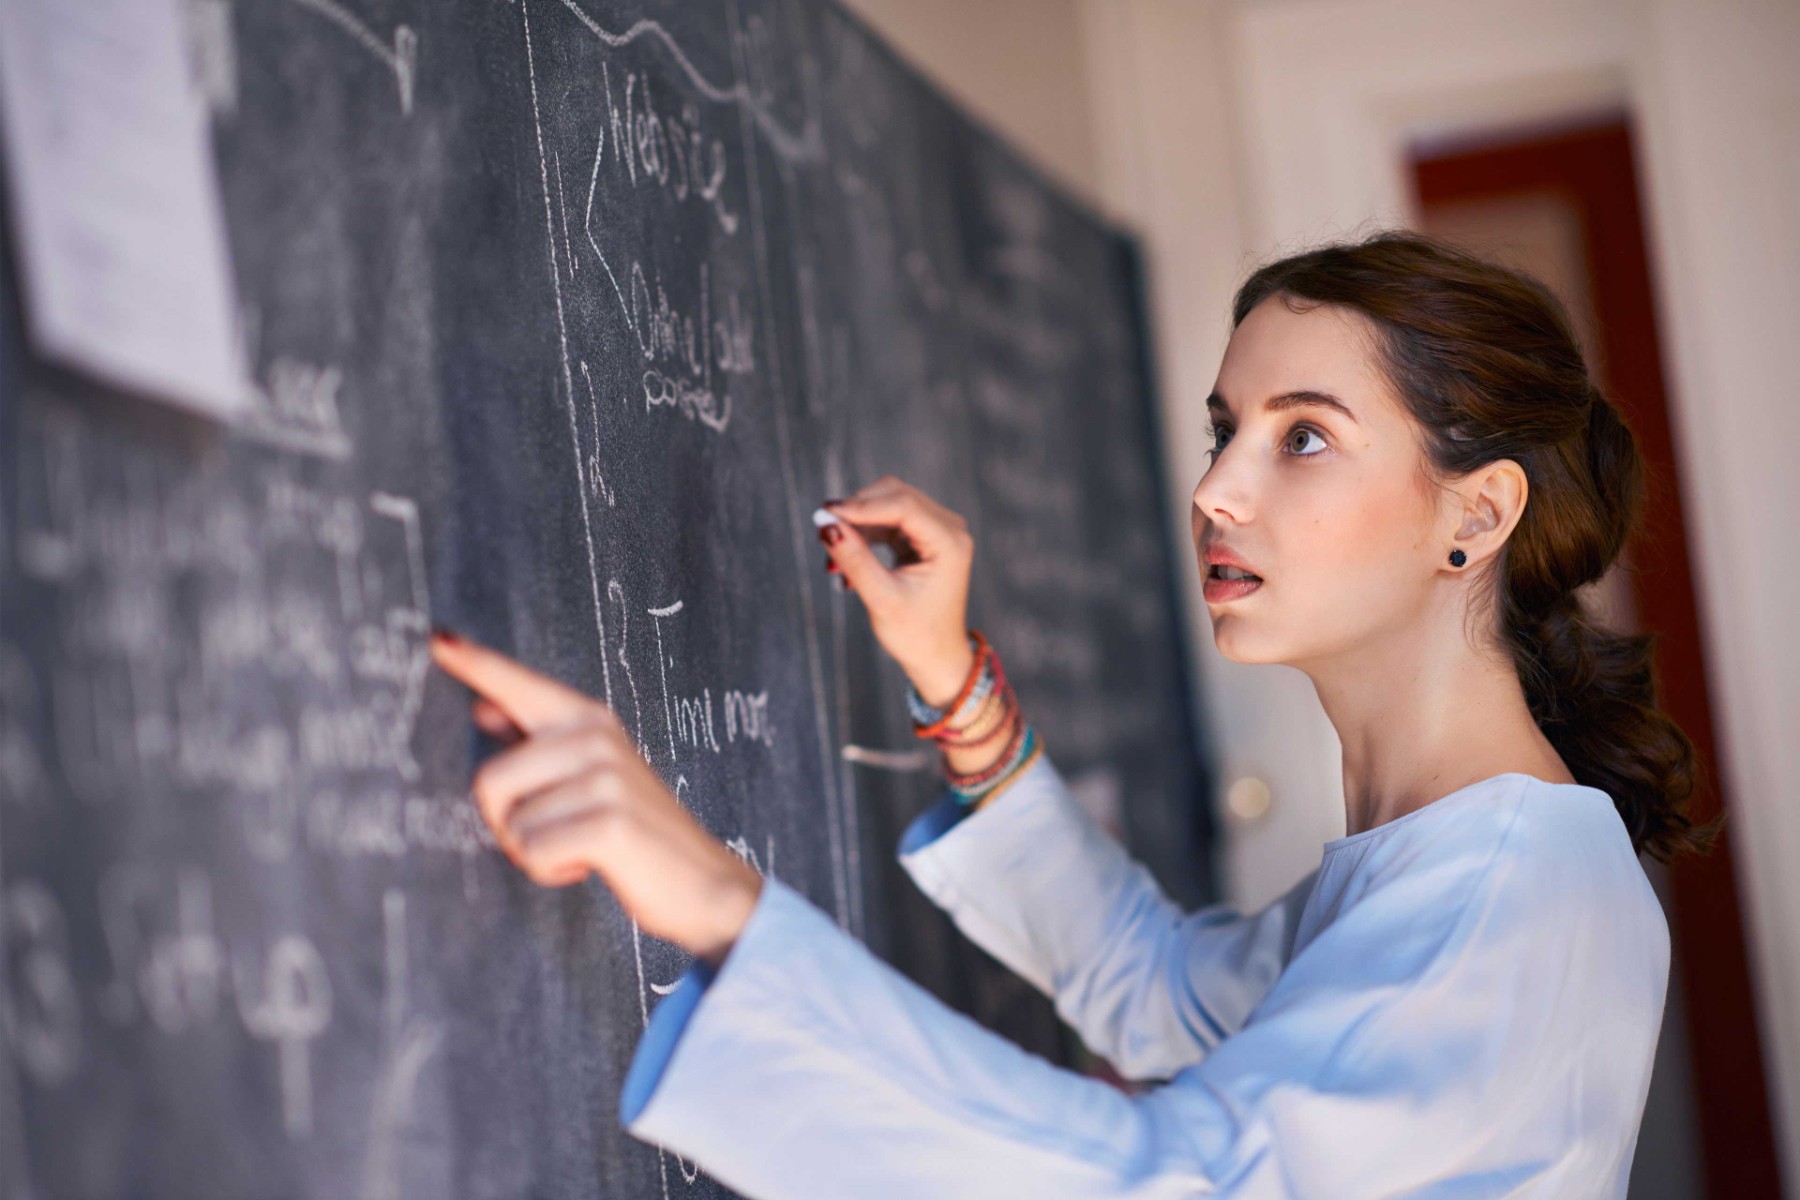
[1447,459,1528,569]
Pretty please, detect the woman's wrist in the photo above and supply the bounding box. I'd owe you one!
[903,636,978,709]
[692,861,765,971]
[902,629,1037,808]
[940,709,1020,778]
[964,732,1042,813]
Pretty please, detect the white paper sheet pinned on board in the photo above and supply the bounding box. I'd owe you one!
[0,0,248,418]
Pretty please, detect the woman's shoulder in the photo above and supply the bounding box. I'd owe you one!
[1286,774,1670,1028]
[1510,774,1671,941]
[1506,776,1663,899]
[1350,772,1651,875]
[1329,773,1667,956]
[1430,774,1668,967]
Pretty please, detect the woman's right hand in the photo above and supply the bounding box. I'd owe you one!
[820,476,978,707]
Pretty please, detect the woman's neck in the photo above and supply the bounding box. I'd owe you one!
[1302,618,1573,839]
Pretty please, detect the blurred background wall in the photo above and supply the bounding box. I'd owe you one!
[840,0,1799,1196]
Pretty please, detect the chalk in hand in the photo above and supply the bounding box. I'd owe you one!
[812,507,842,529]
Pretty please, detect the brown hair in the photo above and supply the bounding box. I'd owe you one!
[1233,230,1720,863]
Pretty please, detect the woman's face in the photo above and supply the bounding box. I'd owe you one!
[1192,295,1445,668]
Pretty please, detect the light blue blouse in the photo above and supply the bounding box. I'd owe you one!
[618,751,1670,1198]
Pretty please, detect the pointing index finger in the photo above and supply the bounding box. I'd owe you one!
[430,629,605,734]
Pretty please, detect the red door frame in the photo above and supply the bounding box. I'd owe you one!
[1411,118,1780,1198]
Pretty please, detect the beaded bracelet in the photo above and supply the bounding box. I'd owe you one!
[945,711,1028,788]
[949,723,1038,803]
[930,652,1007,735]
[935,679,1017,749]
[906,634,993,728]
[966,734,1044,812]
[903,629,1040,806]
[911,637,1009,744]
[936,697,1010,750]
[907,631,995,740]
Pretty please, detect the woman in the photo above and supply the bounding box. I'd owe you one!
[429,231,1718,1197]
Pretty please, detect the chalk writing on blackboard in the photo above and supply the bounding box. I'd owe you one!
[288,0,418,115]
[0,0,1208,1194]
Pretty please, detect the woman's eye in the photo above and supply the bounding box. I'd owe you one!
[1286,426,1327,456]
[1207,423,1326,460]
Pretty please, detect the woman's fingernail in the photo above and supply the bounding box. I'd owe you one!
[839,575,851,591]
[823,496,846,507]
[430,625,461,645]
[822,524,844,546]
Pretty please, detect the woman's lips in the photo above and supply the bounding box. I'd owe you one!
[1203,572,1263,604]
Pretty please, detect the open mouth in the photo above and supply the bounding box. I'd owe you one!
[1203,562,1264,603]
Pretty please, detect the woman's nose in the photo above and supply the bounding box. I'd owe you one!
[1192,452,1251,527]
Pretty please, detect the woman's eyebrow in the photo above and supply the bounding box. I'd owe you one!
[1206,389,1359,424]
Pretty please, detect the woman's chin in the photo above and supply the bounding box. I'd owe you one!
[1208,617,1287,665]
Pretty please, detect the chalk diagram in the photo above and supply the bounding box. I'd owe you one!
[519,0,859,956]
[287,0,418,116]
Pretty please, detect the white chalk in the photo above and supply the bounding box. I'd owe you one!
[811,507,842,528]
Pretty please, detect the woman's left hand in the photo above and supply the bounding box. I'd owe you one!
[428,629,764,969]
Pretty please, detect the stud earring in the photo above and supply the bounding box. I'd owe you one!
[1448,548,1467,568]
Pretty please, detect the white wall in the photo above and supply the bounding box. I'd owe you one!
[834,0,1102,209]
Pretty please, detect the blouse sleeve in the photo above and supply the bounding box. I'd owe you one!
[620,873,1216,1199]
[895,750,1316,1079]
[616,797,1669,1200]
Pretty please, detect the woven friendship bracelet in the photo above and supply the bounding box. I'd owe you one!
[946,712,1030,789]
[916,644,1009,747]
[908,631,994,740]
[899,630,1040,806]
[950,724,1038,803]
[907,633,991,733]
[934,680,1018,749]
[931,663,998,733]
[935,696,1010,751]
[965,736,1044,812]
[906,634,992,726]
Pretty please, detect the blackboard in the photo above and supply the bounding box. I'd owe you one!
[0,1,1217,1196]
